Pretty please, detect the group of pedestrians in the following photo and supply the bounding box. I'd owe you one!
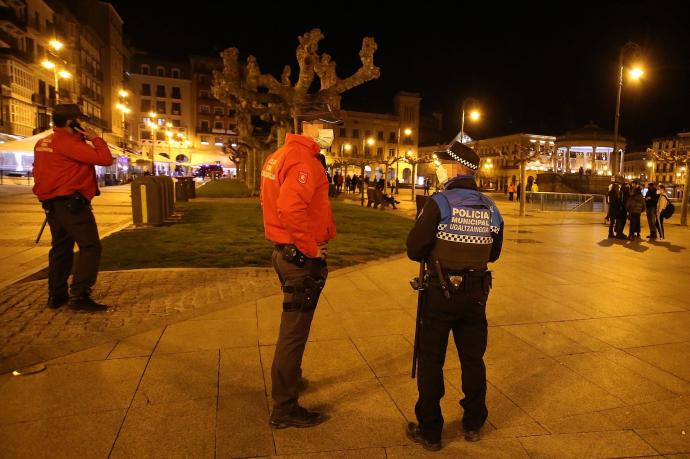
[607,180,674,241]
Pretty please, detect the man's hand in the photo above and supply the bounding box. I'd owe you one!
[81,127,99,141]
[315,243,328,261]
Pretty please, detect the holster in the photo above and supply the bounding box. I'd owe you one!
[281,274,325,312]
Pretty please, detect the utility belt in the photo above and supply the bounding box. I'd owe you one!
[275,244,327,312]
[41,193,89,214]
[428,261,492,298]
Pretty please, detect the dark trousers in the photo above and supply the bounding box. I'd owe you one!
[656,216,666,239]
[629,213,641,236]
[46,199,102,298]
[508,192,514,201]
[415,283,489,443]
[270,248,328,413]
[646,209,657,237]
[615,211,627,235]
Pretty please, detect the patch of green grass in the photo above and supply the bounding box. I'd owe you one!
[100,200,413,271]
[195,179,250,198]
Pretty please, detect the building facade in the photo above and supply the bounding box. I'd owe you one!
[0,0,126,143]
[189,55,236,158]
[327,91,421,183]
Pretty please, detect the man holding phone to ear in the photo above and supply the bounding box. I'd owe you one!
[32,104,113,311]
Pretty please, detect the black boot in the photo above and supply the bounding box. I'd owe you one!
[47,294,69,309]
[406,422,442,451]
[269,406,326,429]
[68,294,108,312]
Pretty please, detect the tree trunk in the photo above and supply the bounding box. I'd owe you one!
[246,149,256,196]
[519,161,527,216]
[361,163,365,206]
[410,163,417,201]
[681,161,690,226]
[276,126,288,147]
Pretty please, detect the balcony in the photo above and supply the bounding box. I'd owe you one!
[90,116,109,130]
[79,86,103,104]
[81,64,103,81]
[0,8,27,34]
[32,93,47,106]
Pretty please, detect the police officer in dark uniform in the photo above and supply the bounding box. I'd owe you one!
[405,141,504,451]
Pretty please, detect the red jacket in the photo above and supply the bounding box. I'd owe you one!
[32,128,113,201]
[260,134,336,257]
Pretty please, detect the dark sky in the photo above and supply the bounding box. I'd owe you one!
[109,1,689,147]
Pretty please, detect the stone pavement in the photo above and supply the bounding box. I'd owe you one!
[1,199,690,457]
[0,184,134,289]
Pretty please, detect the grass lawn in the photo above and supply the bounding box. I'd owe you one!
[195,179,250,198]
[100,200,413,270]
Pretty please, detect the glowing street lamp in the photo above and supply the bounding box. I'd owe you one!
[613,41,645,175]
[460,98,481,144]
[49,39,63,51]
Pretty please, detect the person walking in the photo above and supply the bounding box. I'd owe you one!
[507,181,515,201]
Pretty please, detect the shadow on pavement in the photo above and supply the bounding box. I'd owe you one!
[598,238,650,253]
[648,240,687,253]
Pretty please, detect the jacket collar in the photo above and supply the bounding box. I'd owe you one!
[285,134,320,155]
[53,127,82,140]
[445,175,478,191]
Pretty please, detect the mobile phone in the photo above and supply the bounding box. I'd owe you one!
[70,120,86,134]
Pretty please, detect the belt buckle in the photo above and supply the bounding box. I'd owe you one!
[449,275,463,290]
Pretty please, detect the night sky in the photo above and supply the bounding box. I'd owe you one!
[108,1,689,148]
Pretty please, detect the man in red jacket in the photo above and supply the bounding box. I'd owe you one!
[261,105,339,429]
[32,104,114,311]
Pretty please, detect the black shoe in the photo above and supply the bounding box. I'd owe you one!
[47,294,69,309]
[269,406,326,429]
[68,295,108,312]
[464,428,482,442]
[608,233,614,239]
[406,422,442,452]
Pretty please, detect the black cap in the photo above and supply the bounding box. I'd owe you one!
[53,104,89,120]
[434,141,481,171]
[295,102,343,125]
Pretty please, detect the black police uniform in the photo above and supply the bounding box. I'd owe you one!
[406,158,504,445]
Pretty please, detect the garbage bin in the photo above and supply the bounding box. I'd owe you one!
[157,176,175,217]
[131,177,164,226]
[177,177,196,199]
[175,178,188,202]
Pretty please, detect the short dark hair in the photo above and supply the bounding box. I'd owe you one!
[52,113,70,128]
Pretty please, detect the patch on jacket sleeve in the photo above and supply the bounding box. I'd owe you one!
[298,171,309,184]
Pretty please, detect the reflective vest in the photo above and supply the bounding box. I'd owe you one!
[430,188,503,271]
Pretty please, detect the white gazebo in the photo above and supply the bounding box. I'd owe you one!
[556,123,624,176]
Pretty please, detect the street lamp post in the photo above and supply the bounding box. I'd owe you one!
[147,111,158,174]
[361,137,375,206]
[612,42,644,176]
[41,60,71,104]
[460,98,481,144]
[396,127,412,192]
[42,39,71,104]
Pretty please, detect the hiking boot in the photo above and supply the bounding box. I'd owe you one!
[47,294,69,309]
[68,295,108,312]
[269,406,326,429]
[406,422,442,452]
[464,428,482,442]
